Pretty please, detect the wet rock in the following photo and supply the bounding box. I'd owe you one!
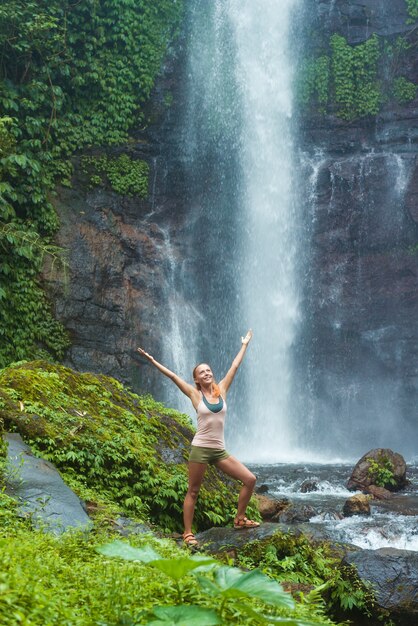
[366,484,393,500]
[344,548,418,619]
[314,510,344,521]
[196,522,290,553]
[112,517,154,537]
[347,449,407,492]
[371,494,418,516]
[299,479,319,493]
[256,495,289,520]
[255,483,269,494]
[196,522,354,556]
[4,433,92,534]
[274,504,317,524]
[343,494,371,517]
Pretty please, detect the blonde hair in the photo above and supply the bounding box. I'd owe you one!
[192,364,221,397]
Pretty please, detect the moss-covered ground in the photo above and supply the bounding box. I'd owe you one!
[0,361,385,625]
[0,360,254,532]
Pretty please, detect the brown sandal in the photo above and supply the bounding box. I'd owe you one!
[234,517,260,530]
[183,532,199,547]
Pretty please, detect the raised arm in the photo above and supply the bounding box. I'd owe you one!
[218,330,252,396]
[137,348,200,406]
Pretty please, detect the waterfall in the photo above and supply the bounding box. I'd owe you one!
[166,0,301,461]
[227,1,301,460]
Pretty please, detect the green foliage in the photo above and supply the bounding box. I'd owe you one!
[330,33,380,119]
[0,116,16,164]
[236,532,375,622]
[0,360,246,532]
[367,454,397,488]
[0,526,334,626]
[297,56,330,112]
[81,153,149,196]
[0,530,182,625]
[0,0,184,366]
[392,76,417,103]
[298,31,416,119]
[0,411,7,481]
[98,539,323,625]
[405,0,418,21]
[0,221,69,367]
[148,605,221,625]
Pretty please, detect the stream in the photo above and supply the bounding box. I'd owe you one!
[250,460,418,551]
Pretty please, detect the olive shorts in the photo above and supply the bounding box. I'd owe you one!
[189,446,230,465]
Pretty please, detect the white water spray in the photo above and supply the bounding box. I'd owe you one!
[227,0,301,461]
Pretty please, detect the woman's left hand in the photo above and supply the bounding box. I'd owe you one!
[241,329,253,345]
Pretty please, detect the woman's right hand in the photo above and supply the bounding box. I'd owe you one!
[137,347,155,363]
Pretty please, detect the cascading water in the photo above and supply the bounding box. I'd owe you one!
[173,0,302,461]
[229,1,301,461]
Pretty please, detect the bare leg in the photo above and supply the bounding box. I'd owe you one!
[215,456,257,521]
[183,461,207,535]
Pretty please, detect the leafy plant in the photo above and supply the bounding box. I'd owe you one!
[367,454,397,488]
[297,29,416,119]
[235,531,375,621]
[405,0,418,21]
[81,153,149,196]
[330,33,380,119]
[0,525,337,626]
[392,76,417,103]
[147,605,221,625]
[97,539,324,625]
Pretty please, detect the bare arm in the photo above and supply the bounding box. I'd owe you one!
[137,348,200,406]
[219,330,252,396]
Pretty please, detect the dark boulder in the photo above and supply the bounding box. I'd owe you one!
[347,448,407,492]
[5,433,92,534]
[196,522,292,554]
[344,548,418,620]
[255,483,269,494]
[274,504,318,524]
[299,479,319,493]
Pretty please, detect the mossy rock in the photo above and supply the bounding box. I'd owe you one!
[0,411,6,481]
[0,361,242,532]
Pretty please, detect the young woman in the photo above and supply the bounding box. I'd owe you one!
[137,330,259,547]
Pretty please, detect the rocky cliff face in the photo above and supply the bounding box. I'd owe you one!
[294,0,418,455]
[44,44,191,399]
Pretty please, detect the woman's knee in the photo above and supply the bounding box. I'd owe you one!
[187,485,201,501]
[244,472,256,489]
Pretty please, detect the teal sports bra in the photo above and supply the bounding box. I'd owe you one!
[201,393,224,413]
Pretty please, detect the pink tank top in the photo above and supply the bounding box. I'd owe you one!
[191,394,227,449]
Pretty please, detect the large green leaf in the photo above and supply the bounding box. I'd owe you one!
[147,605,221,625]
[97,541,216,580]
[198,566,295,609]
[149,555,217,581]
[96,540,160,563]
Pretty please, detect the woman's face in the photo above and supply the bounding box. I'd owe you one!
[194,363,213,386]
